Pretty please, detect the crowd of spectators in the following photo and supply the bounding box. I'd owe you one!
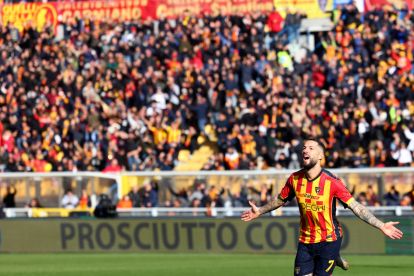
[1,4,414,173]
[2,4,414,210]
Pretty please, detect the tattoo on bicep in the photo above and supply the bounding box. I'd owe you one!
[349,201,384,229]
[258,198,285,215]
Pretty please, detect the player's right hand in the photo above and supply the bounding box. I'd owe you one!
[241,201,260,222]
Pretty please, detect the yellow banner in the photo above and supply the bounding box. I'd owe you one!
[1,3,57,32]
[30,208,93,218]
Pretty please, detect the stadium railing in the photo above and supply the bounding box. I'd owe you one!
[4,206,414,218]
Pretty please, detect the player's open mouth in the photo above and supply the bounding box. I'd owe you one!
[303,155,310,161]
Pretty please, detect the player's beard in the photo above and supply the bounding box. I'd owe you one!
[303,157,318,170]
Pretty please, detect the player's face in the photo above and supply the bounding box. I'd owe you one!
[302,140,322,169]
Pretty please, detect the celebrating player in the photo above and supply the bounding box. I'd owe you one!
[241,138,403,275]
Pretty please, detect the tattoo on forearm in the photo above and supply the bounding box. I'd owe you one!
[258,198,285,215]
[349,201,384,229]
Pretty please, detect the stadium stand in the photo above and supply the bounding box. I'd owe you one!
[1,2,414,210]
[1,3,414,175]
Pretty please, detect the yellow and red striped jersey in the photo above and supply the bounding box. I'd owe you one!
[279,169,354,244]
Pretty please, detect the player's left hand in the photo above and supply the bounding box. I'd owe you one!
[380,221,404,239]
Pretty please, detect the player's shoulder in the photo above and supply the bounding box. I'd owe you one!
[322,169,341,181]
[290,169,306,179]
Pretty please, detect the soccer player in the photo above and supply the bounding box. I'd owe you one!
[241,139,403,276]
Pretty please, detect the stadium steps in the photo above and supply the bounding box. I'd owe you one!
[175,145,214,171]
[204,124,217,142]
[175,123,217,171]
[173,138,217,188]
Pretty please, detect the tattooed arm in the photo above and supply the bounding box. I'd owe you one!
[258,196,285,215]
[348,200,403,239]
[241,197,285,222]
[348,201,384,228]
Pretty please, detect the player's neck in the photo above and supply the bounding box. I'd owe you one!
[305,164,323,181]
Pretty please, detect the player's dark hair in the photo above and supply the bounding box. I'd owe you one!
[303,137,326,153]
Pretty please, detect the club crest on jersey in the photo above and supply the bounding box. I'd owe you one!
[315,187,320,194]
[295,267,300,274]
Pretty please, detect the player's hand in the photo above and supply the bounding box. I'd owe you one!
[241,201,260,222]
[380,221,404,239]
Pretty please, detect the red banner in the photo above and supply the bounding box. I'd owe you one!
[155,0,274,18]
[365,0,413,10]
[58,0,157,23]
[0,0,274,32]
[1,0,333,32]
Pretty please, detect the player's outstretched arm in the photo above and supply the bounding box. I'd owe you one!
[241,198,285,222]
[348,201,404,239]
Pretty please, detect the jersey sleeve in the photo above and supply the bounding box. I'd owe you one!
[278,176,295,202]
[332,178,355,206]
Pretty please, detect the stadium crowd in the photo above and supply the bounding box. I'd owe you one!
[1,3,414,209]
[0,4,414,173]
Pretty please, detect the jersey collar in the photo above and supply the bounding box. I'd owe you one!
[304,168,323,182]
